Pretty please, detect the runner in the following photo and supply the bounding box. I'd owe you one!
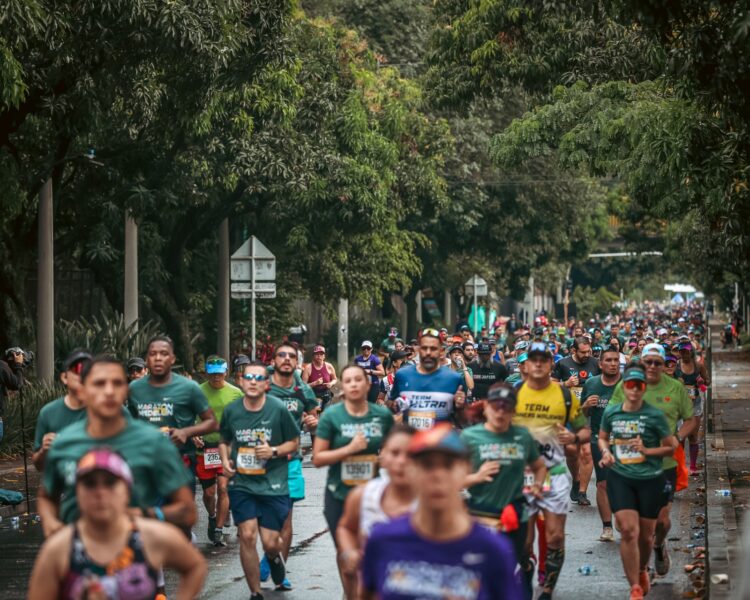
[377,349,408,406]
[675,340,710,475]
[129,335,218,491]
[514,342,591,600]
[28,448,206,600]
[470,341,509,399]
[379,327,401,358]
[581,345,622,542]
[233,354,251,386]
[355,340,385,404]
[388,328,466,430]
[361,423,522,600]
[461,383,547,599]
[302,344,337,410]
[610,343,695,576]
[335,424,417,583]
[196,355,242,546]
[448,343,474,394]
[598,364,676,600]
[312,364,394,597]
[39,355,196,538]
[126,357,148,382]
[554,336,600,505]
[32,349,91,470]
[261,342,319,591]
[219,361,301,600]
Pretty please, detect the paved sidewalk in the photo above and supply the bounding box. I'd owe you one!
[706,321,749,598]
[0,454,37,518]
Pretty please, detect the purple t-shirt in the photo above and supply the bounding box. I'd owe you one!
[355,354,382,384]
[362,515,521,600]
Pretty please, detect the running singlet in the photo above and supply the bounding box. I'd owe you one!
[308,362,332,394]
[62,521,159,600]
[514,383,586,467]
[388,365,463,430]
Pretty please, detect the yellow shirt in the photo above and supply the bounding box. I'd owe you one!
[515,383,586,467]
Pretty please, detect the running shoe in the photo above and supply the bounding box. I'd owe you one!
[207,516,217,543]
[269,554,287,586]
[275,577,293,591]
[569,483,580,503]
[629,584,644,600]
[250,593,264,600]
[599,526,615,542]
[259,555,270,582]
[639,569,651,595]
[654,543,670,576]
[213,528,226,547]
[577,491,591,506]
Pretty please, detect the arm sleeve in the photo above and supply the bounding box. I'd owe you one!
[316,410,334,441]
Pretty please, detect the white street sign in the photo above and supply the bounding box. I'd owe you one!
[231,236,276,281]
[231,282,277,299]
[464,275,488,297]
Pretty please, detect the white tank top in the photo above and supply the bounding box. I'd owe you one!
[359,474,417,538]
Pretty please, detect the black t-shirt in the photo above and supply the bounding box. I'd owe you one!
[469,359,509,399]
[553,356,600,385]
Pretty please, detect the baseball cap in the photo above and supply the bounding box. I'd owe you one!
[448,344,464,355]
[313,345,326,354]
[656,327,668,336]
[232,354,251,371]
[623,367,647,383]
[514,340,530,351]
[486,384,517,409]
[665,354,678,363]
[477,342,492,354]
[642,343,666,360]
[517,352,529,364]
[459,325,470,332]
[126,357,146,371]
[389,350,409,362]
[527,341,552,359]
[206,357,228,374]
[63,349,92,372]
[76,448,133,488]
[407,423,469,458]
[361,340,373,349]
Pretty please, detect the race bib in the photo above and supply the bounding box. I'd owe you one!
[571,387,583,401]
[236,447,266,475]
[408,411,436,431]
[685,385,698,400]
[614,439,645,464]
[341,454,378,486]
[523,467,551,494]
[203,448,222,470]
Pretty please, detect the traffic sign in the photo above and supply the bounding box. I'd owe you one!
[231,282,277,299]
[231,236,276,281]
[464,275,488,297]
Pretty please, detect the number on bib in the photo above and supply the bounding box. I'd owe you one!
[236,447,266,475]
[203,448,222,470]
[407,411,436,431]
[341,454,378,486]
[614,439,645,464]
[522,467,551,494]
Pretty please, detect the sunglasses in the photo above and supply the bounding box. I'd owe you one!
[623,380,646,390]
[206,358,227,365]
[276,351,296,359]
[420,328,441,339]
[641,359,664,367]
[242,373,268,381]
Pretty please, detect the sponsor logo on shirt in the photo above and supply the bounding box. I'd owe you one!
[341,421,383,439]
[383,560,481,599]
[137,402,174,421]
[611,419,644,435]
[234,427,272,443]
[478,442,523,461]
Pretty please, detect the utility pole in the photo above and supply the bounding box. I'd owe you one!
[337,298,349,368]
[37,178,54,382]
[218,219,230,360]
[123,212,138,329]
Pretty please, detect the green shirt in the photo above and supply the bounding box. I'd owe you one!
[316,402,394,501]
[600,402,672,479]
[610,375,692,469]
[129,373,210,455]
[268,378,318,460]
[582,375,620,437]
[199,381,243,446]
[33,396,87,451]
[219,396,300,496]
[461,424,539,518]
[43,418,191,523]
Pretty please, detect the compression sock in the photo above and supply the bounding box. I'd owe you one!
[543,547,565,592]
[690,444,699,470]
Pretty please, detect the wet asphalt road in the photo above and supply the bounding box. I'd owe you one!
[0,446,703,599]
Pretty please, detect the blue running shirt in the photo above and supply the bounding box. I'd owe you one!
[388,365,462,430]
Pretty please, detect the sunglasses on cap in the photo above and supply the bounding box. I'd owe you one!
[242,373,268,381]
[623,379,646,391]
[420,328,441,339]
[206,357,226,365]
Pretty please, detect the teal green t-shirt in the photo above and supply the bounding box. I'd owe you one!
[219,396,300,496]
[129,373,210,455]
[460,423,539,518]
[199,381,243,446]
[600,402,672,479]
[268,378,318,460]
[610,374,692,469]
[43,418,191,523]
[582,375,620,437]
[315,402,394,501]
[33,396,87,451]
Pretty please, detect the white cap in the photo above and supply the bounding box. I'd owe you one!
[642,343,666,360]
[361,340,373,349]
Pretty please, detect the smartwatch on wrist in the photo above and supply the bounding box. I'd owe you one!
[272,447,279,458]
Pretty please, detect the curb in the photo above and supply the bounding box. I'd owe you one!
[0,497,36,520]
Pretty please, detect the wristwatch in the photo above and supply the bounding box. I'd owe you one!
[272,447,278,458]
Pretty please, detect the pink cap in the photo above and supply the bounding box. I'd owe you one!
[313,345,326,354]
[76,448,133,487]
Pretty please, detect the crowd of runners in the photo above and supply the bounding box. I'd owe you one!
[21,302,711,600]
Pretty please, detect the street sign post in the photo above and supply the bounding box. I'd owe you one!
[231,237,276,359]
[465,275,488,339]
